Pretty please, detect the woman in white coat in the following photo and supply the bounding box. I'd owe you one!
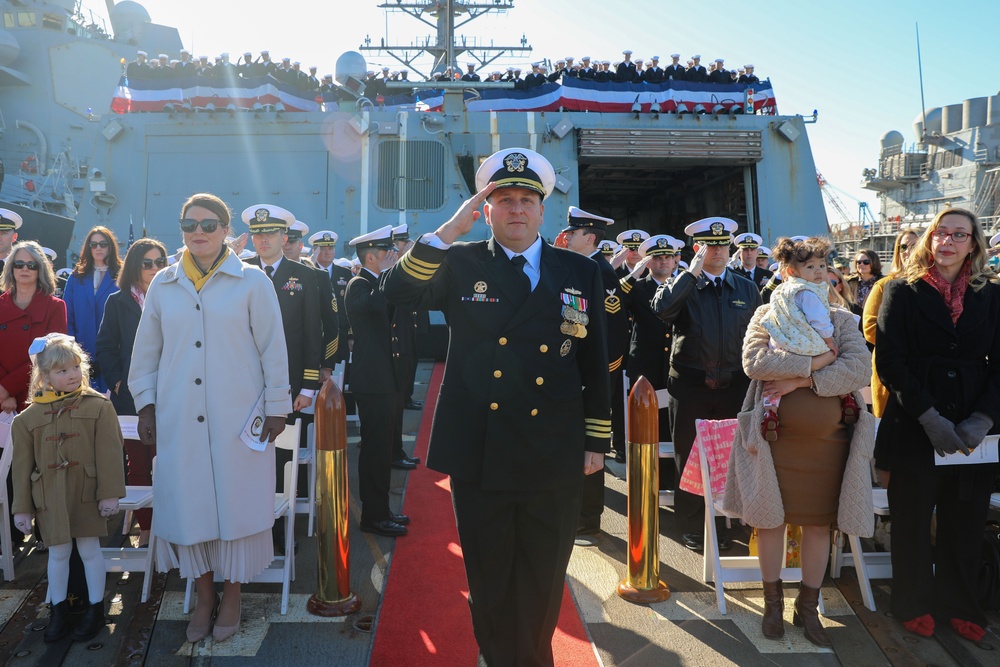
[129,193,291,643]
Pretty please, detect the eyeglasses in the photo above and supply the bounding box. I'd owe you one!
[179,218,223,233]
[12,260,39,270]
[931,230,971,242]
[855,258,871,265]
[141,257,168,270]
[89,240,109,249]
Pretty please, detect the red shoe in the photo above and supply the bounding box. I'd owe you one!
[841,395,859,425]
[761,410,779,442]
[950,618,986,642]
[903,613,934,637]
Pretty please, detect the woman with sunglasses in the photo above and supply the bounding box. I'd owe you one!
[129,193,290,643]
[845,248,882,309]
[96,239,168,549]
[876,208,1000,642]
[62,226,121,393]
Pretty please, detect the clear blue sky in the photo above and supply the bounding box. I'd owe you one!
[132,0,999,225]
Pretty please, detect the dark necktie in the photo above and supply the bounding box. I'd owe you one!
[714,276,723,295]
[264,265,275,281]
[511,254,531,299]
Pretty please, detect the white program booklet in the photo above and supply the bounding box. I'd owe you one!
[118,416,139,440]
[934,434,1000,465]
[240,392,269,452]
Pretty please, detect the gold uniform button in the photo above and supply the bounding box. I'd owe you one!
[535,377,544,385]
[539,344,548,353]
[664,347,669,352]
[531,409,539,416]
[498,337,508,345]
[493,370,502,378]
[490,402,499,411]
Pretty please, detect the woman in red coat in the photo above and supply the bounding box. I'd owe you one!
[0,241,67,412]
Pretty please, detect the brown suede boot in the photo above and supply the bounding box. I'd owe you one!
[761,579,785,639]
[793,584,832,647]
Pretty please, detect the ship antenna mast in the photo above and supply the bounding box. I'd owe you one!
[916,22,928,143]
[360,1,532,80]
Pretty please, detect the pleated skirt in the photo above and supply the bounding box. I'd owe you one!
[771,387,850,526]
[155,528,274,583]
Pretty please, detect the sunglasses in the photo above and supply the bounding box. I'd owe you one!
[855,258,871,265]
[89,240,110,249]
[12,260,39,270]
[179,218,223,233]
[141,257,168,270]
[830,279,839,286]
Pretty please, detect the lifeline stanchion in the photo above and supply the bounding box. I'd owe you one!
[617,375,671,603]
[307,378,362,616]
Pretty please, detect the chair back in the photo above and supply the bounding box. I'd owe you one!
[275,419,302,506]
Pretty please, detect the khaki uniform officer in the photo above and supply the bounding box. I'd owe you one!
[382,147,610,666]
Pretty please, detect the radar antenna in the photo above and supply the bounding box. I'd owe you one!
[361,1,532,80]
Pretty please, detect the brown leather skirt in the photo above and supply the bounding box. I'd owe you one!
[771,387,850,525]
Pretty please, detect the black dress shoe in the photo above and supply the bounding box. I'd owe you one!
[70,602,106,642]
[681,533,704,551]
[44,600,71,643]
[390,513,411,526]
[614,451,626,464]
[361,520,408,537]
[404,400,423,410]
[391,458,417,470]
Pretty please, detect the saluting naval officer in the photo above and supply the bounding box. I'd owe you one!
[731,232,774,289]
[284,221,341,379]
[242,205,323,549]
[388,223,421,469]
[652,217,761,552]
[562,206,629,539]
[309,230,353,364]
[612,229,650,279]
[381,147,611,666]
[345,226,410,537]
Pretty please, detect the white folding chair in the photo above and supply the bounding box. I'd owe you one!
[654,388,674,508]
[184,419,301,615]
[694,419,815,615]
[0,441,15,581]
[829,487,892,612]
[341,357,359,426]
[102,485,156,602]
[297,422,317,536]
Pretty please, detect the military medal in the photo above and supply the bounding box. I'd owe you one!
[560,321,575,335]
[575,323,588,338]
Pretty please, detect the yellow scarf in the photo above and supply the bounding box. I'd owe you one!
[181,247,230,292]
[32,387,84,404]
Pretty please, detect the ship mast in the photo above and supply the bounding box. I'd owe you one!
[360,1,532,80]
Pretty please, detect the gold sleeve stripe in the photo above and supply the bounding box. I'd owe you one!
[608,356,623,372]
[619,279,633,294]
[585,417,612,426]
[585,428,612,439]
[303,369,320,381]
[400,254,440,281]
[326,340,339,358]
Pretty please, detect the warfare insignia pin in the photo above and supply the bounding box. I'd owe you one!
[504,152,527,173]
[560,339,572,357]
[255,208,270,223]
[564,287,582,296]
[474,281,488,294]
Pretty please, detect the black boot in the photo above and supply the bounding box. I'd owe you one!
[70,601,106,642]
[44,600,71,643]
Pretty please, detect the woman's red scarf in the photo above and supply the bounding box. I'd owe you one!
[922,258,971,325]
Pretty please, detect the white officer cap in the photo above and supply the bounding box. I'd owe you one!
[349,225,395,250]
[758,245,772,258]
[475,147,556,201]
[598,240,621,256]
[333,258,354,269]
[240,204,294,233]
[309,230,339,246]
[733,232,763,249]
[392,223,410,241]
[678,260,689,270]
[790,235,810,242]
[639,235,682,257]
[239,248,257,260]
[615,229,650,249]
[41,247,57,262]
[0,208,23,231]
[563,206,614,233]
[286,220,309,240]
[769,262,779,272]
[684,217,738,245]
[56,267,72,278]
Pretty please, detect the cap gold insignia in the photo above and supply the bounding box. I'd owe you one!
[255,208,270,223]
[710,222,725,236]
[504,152,527,173]
[560,339,572,357]
[323,233,333,241]
[474,281,488,294]
[631,232,641,242]
[657,238,669,248]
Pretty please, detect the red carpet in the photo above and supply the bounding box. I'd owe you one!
[370,362,598,666]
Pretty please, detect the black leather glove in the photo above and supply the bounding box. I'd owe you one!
[137,405,156,446]
[918,407,969,457]
[956,412,994,451]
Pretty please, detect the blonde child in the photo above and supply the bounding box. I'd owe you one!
[760,237,859,440]
[10,333,125,643]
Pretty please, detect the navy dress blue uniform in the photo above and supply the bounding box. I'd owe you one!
[733,264,774,289]
[685,63,709,83]
[664,63,686,80]
[383,234,610,665]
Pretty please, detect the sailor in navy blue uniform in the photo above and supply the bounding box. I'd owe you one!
[577,56,596,80]
[613,228,650,279]
[562,206,628,537]
[738,64,760,84]
[524,63,546,88]
[731,232,774,288]
[461,63,481,82]
[709,58,731,84]
[598,239,621,258]
[642,56,664,83]
[615,50,637,83]
[284,221,341,379]
[664,53,685,81]
[345,225,410,537]
[309,230,353,364]
[684,55,708,83]
[382,147,610,666]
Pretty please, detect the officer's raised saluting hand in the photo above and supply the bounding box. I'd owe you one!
[688,244,708,277]
[435,182,497,245]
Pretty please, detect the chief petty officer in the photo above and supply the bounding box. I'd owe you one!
[652,217,761,552]
[561,206,629,539]
[381,147,611,666]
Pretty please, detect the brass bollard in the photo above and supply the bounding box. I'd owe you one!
[307,378,362,616]
[617,376,671,603]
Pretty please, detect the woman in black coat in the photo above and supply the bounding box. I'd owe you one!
[875,208,1000,641]
[95,239,167,548]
